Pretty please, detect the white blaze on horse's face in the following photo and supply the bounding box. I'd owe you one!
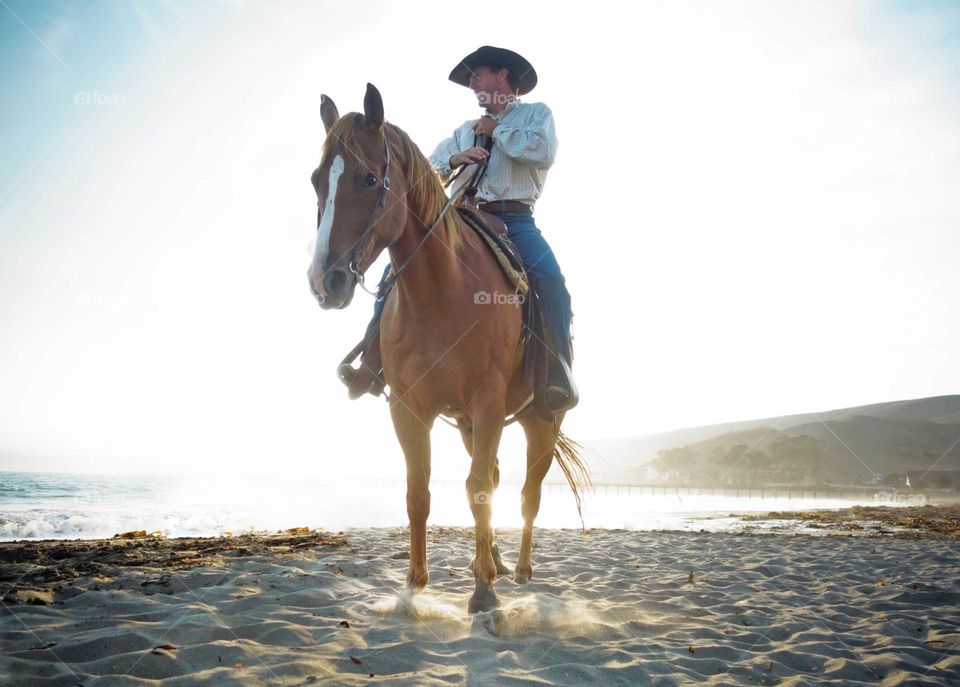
[315,154,345,276]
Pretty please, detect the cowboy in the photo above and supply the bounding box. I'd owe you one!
[339,46,577,413]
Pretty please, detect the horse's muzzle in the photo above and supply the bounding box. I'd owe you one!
[314,265,355,310]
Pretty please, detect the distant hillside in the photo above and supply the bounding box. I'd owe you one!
[816,396,960,424]
[590,395,960,484]
[784,415,960,476]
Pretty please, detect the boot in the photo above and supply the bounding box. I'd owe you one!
[545,354,578,413]
[338,299,386,399]
[535,284,577,414]
[338,334,385,399]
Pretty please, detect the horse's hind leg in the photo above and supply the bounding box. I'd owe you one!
[514,412,559,584]
[391,400,431,590]
[458,422,511,576]
[465,399,506,613]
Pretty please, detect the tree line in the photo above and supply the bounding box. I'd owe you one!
[648,435,830,486]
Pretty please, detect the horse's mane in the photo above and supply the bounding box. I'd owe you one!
[322,114,463,252]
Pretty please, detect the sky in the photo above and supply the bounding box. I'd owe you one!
[1,0,959,479]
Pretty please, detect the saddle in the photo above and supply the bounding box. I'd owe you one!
[454,205,558,421]
[341,203,563,421]
[455,205,528,295]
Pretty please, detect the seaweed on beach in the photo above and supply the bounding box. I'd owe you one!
[0,528,348,604]
[738,504,960,536]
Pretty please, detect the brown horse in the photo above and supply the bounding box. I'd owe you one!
[307,84,589,613]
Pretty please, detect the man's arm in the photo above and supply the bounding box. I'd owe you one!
[430,124,491,180]
[429,128,464,181]
[489,103,558,170]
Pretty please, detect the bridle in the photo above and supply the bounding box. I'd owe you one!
[314,131,392,296]
[346,133,391,291]
[320,128,472,299]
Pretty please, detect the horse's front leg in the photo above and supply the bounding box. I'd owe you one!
[390,399,431,590]
[465,397,506,613]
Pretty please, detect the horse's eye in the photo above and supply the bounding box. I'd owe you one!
[363,173,378,188]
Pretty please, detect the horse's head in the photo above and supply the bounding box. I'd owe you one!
[307,84,409,310]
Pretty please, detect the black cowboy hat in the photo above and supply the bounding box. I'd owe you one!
[448,45,538,96]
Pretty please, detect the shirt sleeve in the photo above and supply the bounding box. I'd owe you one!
[490,103,558,170]
[429,127,464,181]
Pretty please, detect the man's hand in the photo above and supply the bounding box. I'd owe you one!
[450,146,489,168]
[472,116,499,137]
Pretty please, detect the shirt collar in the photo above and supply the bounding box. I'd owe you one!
[485,98,521,119]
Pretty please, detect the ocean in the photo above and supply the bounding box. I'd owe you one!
[0,471,898,541]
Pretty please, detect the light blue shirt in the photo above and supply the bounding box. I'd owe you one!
[429,100,558,207]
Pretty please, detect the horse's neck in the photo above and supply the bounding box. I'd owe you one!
[388,211,468,304]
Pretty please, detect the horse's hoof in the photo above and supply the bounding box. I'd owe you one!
[513,573,530,585]
[468,583,500,614]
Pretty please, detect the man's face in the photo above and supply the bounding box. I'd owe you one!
[468,66,509,108]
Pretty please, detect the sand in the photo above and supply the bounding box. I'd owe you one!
[1,513,958,686]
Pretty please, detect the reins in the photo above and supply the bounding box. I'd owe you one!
[372,183,467,299]
[444,132,492,197]
[350,130,487,301]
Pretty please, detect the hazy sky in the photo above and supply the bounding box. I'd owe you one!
[1,0,959,477]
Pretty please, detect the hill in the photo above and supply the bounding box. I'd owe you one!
[590,395,960,485]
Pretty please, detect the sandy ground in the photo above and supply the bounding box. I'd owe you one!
[1,510,959,686]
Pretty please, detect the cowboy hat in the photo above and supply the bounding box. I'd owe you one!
[448,46,538,96]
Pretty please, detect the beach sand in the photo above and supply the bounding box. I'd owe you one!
[1,508,958,686]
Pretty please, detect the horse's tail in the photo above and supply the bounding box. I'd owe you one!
[554,430,593,530]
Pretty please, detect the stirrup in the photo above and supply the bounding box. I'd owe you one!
[545,356,579,413]
[337,337,385,398]
[337,362,358,387]
[337,361,385,398]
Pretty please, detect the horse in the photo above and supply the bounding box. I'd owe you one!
[306,83,589,613]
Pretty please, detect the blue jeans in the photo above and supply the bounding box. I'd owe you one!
[496,212,573,365]
[370,212,573,364]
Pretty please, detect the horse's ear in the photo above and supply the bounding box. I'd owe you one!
[363,83,384,132]
[320,94,339,134]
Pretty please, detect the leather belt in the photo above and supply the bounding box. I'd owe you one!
[478,200,533,214]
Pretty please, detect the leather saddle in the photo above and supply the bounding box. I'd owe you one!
[456,205,526,278]
[341,201,571,420]
[455,205,563,420]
